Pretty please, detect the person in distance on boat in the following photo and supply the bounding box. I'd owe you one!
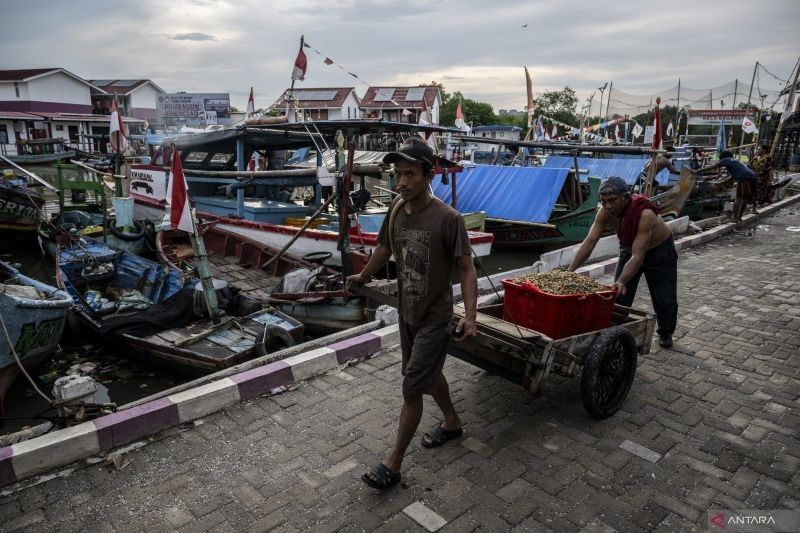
[693,149,757,225]
[568,176,678,349]
[635,145,680,191]
[346,137,478,490]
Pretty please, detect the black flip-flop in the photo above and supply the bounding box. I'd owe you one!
[361,463,401,490]
[421,423,463,448]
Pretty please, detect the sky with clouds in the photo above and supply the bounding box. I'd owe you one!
[3,0,798,115]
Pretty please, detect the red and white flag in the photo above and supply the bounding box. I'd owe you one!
[614,120,620,141]
[291,47,307,81]
[666,120,674,137]
[168,150,194,234]
[143,117,149,131]
[651,97,663,150]
[741,115,759,134]
[402,108,412,116]
[109,98,127,153]
[246,87,255,118]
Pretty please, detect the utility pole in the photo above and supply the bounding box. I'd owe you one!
[597,82,608,132]
[674,78,681,143]
[604,81,613,137]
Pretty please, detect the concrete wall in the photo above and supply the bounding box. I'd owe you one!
[27,72,92,106]
[0,81,30,101]
[129,84,162,119]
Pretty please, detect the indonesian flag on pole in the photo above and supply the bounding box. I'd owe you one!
[168,150,195,234]
[651,97,663,150]
[109,98,127,153]
[741,115,759,134]
[666,120,674,137]
[455,100,466,129]
[291,47,307,81]
[551,124,557,138]
[402,108,412,116]
[246,87,255,118]
[614,120,620,141]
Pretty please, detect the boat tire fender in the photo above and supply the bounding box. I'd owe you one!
[107,218,146,241]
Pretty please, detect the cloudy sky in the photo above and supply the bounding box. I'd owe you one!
[3,0,798,114]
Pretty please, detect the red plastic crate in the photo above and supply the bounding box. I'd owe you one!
[501,279,617,339]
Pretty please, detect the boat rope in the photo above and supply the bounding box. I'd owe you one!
[0,306,54,404]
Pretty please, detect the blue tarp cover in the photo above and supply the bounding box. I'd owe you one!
[431,165,569,223]
[543,156,673,186]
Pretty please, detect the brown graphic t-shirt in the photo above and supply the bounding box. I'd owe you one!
[377,197,471,327]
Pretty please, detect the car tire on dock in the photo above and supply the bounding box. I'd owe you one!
[580,326,638,418]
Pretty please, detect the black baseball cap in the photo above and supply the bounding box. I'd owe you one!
[598,176,629,195]
[383,137,435,168]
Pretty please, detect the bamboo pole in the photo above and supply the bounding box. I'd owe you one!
[739,62,758,148]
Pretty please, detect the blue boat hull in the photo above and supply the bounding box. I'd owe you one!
[0,261,72,413]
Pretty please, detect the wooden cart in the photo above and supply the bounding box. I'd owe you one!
[349,280,656,419]
[449,302,656,418]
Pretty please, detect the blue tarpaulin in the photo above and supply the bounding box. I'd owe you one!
[431,165,569,223]
[543,156,674,186]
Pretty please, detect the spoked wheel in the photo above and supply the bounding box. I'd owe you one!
[580,326,638,418]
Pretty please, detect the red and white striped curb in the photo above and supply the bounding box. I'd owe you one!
[0,325,399,487]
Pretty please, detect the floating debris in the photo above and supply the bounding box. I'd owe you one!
[512,269,611,295]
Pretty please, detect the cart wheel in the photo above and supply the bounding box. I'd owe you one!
[580,326,637,418]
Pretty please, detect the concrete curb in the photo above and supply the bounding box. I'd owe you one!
[0,325,400,487]
[2,191,797,488]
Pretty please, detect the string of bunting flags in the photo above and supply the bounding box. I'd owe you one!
[299,40,398,104]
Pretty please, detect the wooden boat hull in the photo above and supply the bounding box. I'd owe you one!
[1,151,76,166]
[0,179,44,233]
[199,214,494,265]
[0,261,72,413]
[267,291,371,333]
[57,237,304,374]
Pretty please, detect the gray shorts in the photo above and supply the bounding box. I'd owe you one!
[399,320,451,397]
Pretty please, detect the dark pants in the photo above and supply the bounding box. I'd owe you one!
[615,235,678,337]
[398,320,451,397]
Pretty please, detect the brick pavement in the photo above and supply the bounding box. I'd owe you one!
[1,208,798,532]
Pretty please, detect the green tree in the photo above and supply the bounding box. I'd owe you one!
[534,86,579,126]
[440,91,495,127]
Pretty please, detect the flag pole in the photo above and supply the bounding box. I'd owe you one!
[286,35,305,119]
[172,145,220,324]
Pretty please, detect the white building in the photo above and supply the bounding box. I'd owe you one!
[89,79,166,122]
[272,87,361,121]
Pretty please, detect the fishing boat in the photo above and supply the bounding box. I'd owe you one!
[0,261,73,414]
[156,225,372,333]
[56,236,305,374]
[1,139,75,166]
[431,164,601,250]
[0,171,44,233]
[129,123,494,266]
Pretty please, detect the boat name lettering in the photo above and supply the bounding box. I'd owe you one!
[0,198,38,218]
[14,317,65,356]
[130,169,155,183]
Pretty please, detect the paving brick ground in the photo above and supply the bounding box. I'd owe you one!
[2,208,799,532]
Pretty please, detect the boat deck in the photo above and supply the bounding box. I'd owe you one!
[206,252,283,301]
